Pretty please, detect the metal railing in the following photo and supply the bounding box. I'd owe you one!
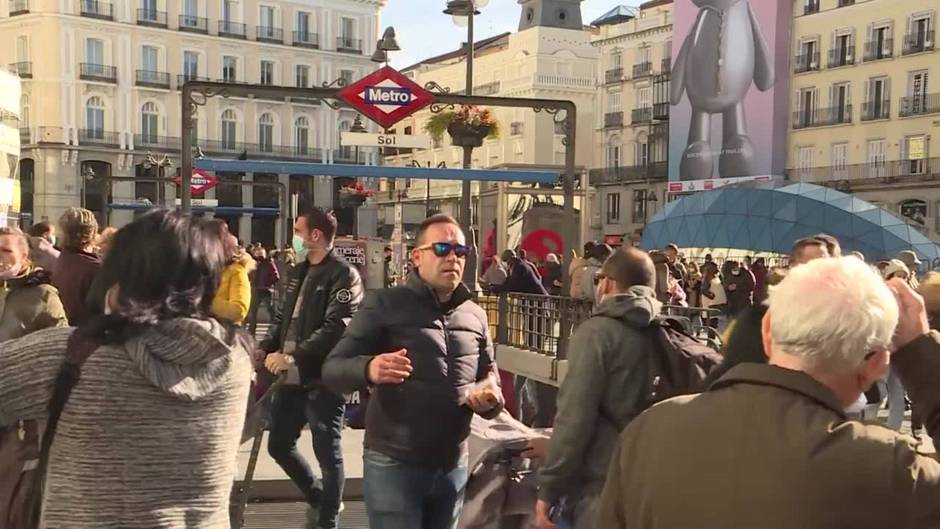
[199,139,325,161]
[177,74,210,87]
[9,62,31,78]
[136,70,170,89]
[861,100,890,121]
[179,14,208,33]
[292,31,319,49]
[661,57,671,74]
[256,26,283,43]
[134,134,180,149]
[900,93,940,117]
[863,39,893,61]
[653,102,670,120]
[481,294,592,360]
[80,0,112,19]
[80,63,117,83]
[137,8,166,27]
[793,52,820,73]
[632,107,653,124]
[79,128,120,146]
[333,149,368,164]
[604,68,623,84]
[589,162,668,184]
[837,0,854,6]
[9,0,28,15]
[603,111,623,129]
[219,20,247,38]
[903,30,935,55]
[803,0,819,15]
[632,61,652,78]
[336,37,362,53]
[792,105,852,129]
[827,47,855,67]
[787,157,940,183]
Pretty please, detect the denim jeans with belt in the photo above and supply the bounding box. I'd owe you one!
[363,448,469,529]
[267,387,346,529]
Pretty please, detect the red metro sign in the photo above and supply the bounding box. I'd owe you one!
[175,169,219,195]
[337,66,435,130]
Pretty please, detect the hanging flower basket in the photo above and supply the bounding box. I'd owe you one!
[338,182,373,208]
[447,122,492,148]
[424,105,500,149]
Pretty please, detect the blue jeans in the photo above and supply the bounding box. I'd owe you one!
[363,449,469,529]
[267,387,346,529]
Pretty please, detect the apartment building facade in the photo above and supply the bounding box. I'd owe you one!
[3,0,383,246]
[590,0,671,247]
[788,0,940,241]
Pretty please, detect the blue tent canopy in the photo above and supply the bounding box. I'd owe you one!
[640,183,940,261]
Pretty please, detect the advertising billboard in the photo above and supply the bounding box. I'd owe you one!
[668,0,791,192]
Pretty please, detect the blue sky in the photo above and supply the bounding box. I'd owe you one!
[384,0,640,68]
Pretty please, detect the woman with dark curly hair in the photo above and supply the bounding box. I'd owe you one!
[0,210,252,528]
[51,207,101,325]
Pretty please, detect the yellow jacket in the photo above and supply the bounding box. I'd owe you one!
[212,253,255,324]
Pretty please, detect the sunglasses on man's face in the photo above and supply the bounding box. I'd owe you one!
[420,242,470,258]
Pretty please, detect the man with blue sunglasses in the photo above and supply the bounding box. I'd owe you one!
[324,213,504,529]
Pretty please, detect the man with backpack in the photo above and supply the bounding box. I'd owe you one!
[535,247,664,529]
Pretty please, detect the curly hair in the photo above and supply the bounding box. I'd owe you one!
[59,207,99,251]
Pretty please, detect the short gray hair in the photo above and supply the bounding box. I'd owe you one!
[769,257,898,374]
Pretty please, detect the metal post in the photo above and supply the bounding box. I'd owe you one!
[180,88,193,214]
[560,109,577,297]
[461,6,478,293]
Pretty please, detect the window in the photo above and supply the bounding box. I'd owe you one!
[222,0,235,22]
[907,70,930,114]
[86,96,105,136]
[900,199,928,229]
[867,24,892,60]
[831,143,848,179]
[607,91,621,112]
[637,87,651,109]
[831,31,854,66]
[260,60,275,85]
[796,39,819,72]
[297,11,310,36]
[259,5,274,28]
[340,69,354,85]
[905,15,933,54]
[221,109,237,149]
[295,116,309,155]
[636,140,649,166]
[183,51,198,80]
[610,51,622,69]
[141,46,158,73]
[803,0,820,15]
[864,77,890,120]
[296,65,309,88]
[85,38,104,65]
[183,0,197,17]
[258,113,274,152]
[606,192,621,223]
[141,0,157,18]
[867,139,887,178]
[797,88,817,127]
[605,141,621,168]
[903,135,928,175]
[222,56,237,82]
[830,82,850,122]
[632,189,649,224]
[15,36,29,64]
[141,102,159,142]
[341,17,354,39]
[797,146,814,179]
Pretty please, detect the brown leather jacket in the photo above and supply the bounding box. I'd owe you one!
[597,332,940,529]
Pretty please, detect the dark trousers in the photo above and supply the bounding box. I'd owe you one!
[247,289,276,335]
[267,387,346,529]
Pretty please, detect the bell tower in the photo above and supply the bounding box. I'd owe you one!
[518,0,583,32]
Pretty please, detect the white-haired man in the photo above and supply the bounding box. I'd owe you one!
[596,257,940,528]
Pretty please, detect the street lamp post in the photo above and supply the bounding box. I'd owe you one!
[80,165,95,209]
[143,152,174,208]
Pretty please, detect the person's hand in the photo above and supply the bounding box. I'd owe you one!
[466,386,500,414]
[264,352,293,374]
[535,499,556,529]
[367,349,412,384]
[887,278,930,351]
[521,436,549,459]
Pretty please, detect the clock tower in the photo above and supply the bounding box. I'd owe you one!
[518,0,584,32]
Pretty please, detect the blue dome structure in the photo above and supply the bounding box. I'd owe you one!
[640,183,940,261]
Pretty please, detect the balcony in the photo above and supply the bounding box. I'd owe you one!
[9,0,28,15]
[827,47,855,68]
[218,20,247,39]
[631,107,652,124]
[653,102,670,120]
[134,134,181,150]
[337,37,362,54]
[589,162,668,184]
[197,139,325,161]
[474,81,500,96]
[177,74,210,88]
[787,158,940,184]
[179,14,208,34]
[135,70,170,89]
[900,93,940,117]
[9,62,31,79]
[903,31,935,55]
[605,68,623,84]
[137,8,166,28]
[333,149,368,164]
[604,112,623,129]
[861,100,891,121]
[632,62,652,78]
[80,63,117,83]
[793,52,820,74]
[256,25,283,44]
[510,122,524,136]
[293,31,319,49]
[80,1,112,20]
[803,0,819,15]
[837,0,854,6]
[792,105,852,129]
[79,128,120,147]
[863,39,893,61]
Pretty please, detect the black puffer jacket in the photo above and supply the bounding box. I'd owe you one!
[322,274,503,470]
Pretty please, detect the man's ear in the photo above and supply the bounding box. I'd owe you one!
[761,311,773,360]
[860,350,890,387]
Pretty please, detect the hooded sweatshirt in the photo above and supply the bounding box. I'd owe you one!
[0,318,252,528]
[538,286,662,503]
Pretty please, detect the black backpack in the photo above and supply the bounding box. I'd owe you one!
[642,316,722,410]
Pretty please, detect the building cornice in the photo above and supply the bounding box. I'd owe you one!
[591,24,672,48]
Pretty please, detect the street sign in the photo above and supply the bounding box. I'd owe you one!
[337,66,435,130]
[175,169,219,194]
[341,132,431,149]
[174,198,219,207]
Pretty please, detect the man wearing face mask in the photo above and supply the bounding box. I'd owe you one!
[259,207,363,529]
[534,247,661,529]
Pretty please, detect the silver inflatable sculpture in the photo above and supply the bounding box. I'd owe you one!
[671,0,774,180]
